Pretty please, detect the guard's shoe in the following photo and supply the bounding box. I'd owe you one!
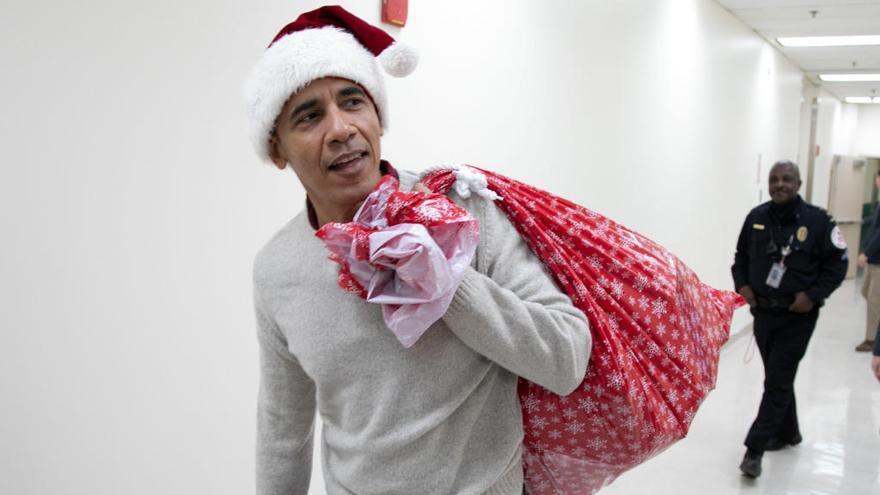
[739,449,763,478]
[855,340,875,352]
[764,432,803,451]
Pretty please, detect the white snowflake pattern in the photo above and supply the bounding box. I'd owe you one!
[565,421,585,435]
[577,397,598,413]
[587,437,607,450]
[574,283,588,302]
[522,394,541,413]
[651,299,668,317]
[611,280,625,299]
[655,323,667,337]
[530,416,548,430]
[608,372,625,390]
[591,221,610,239]
[607,313,620,331]
[677,346,690,362]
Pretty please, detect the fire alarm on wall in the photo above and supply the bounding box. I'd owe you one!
[382,0,408,27]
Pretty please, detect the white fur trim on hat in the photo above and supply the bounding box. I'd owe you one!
[243,27,388,162]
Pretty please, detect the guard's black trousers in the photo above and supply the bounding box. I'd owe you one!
[744,307,819,452]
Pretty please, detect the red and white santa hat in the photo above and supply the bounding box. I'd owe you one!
[244,5,418,161]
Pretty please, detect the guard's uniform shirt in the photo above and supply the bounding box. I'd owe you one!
[731,195,848,306]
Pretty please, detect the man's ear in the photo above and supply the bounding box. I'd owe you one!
[267,135,287,171]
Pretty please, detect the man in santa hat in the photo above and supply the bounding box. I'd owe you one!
[243,6,590,494]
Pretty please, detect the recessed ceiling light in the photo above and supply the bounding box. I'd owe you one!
[819,74,880,82]
[844,97,877,104]
[777,35,880,47]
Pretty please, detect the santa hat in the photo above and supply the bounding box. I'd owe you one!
[243,5,418,162]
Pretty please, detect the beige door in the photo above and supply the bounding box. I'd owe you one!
[828,155,865,279]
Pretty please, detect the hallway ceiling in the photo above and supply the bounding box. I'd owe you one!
[716,0,880,100]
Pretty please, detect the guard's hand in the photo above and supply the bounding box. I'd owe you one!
[858,253,868,268]
[872,356,880,382]
[788,291,814,313]
[738,286,757,307]
[411,182,431,194]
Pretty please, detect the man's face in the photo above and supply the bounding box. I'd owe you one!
[768,164,801,204]
[269,77,383,223]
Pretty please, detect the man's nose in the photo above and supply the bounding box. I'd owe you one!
[325,105,356,144]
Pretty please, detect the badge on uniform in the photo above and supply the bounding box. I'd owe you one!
[752,223,765,230]
[766,262,787,288]
[796,226,808,242]
[765,244,791,289]
[831,225,847,249]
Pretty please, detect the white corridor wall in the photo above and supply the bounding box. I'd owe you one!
[0,1,805,494]
[855,104,880,158]
[809,87,860,208]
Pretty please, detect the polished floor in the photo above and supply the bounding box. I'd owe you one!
[602,279,880,495]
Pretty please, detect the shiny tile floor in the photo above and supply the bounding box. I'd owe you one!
[602,279,880,495]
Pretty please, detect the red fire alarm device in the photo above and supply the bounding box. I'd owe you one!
[382,0,408,27]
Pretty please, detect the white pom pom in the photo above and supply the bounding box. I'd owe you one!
[378,42,418,77]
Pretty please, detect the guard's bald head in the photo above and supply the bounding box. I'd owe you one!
[768,160,802,204]
[770,160,800,182]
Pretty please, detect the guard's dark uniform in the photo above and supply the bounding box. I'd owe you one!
[731,195,847,452]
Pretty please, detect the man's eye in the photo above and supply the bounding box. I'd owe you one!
[344,98,364,108]
[297,112,320,124]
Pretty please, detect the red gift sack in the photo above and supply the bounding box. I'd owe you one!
[419,166,744,494]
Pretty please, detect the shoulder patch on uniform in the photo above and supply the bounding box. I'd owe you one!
[830,225,847,250]
[752,223,765,230]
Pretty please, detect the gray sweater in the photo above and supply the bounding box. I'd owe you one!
[253,169,591,494]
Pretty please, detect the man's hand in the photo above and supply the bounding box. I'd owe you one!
[788,291,814,313]
[738,286,757,307]
[858,253,868,268]
[872,356,880,382]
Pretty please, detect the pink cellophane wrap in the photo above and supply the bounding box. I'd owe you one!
[417,166,745,495]
[315,175,479,348]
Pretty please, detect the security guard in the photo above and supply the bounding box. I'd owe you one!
[731,160,848,478]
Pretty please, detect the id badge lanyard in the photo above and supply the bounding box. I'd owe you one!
[766,234,793,289]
